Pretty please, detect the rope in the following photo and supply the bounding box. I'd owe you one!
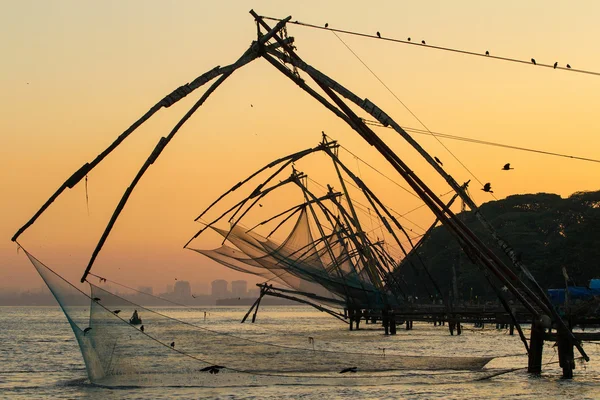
[261,16,600,77]
[362,119,600,164]
[330,31,495,199]
[84,175,90,216]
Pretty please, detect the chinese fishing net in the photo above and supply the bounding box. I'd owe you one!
[24,249,506,388]
[190,208,400,310]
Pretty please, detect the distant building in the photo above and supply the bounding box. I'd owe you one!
[211,280,229,299]
[231,280,247,298]
[166,284,174,294]
[174,281,191,299]
[138,286,153,295]
[247,288,260,298]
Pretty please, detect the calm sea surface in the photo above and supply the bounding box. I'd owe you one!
[1,306,599,399]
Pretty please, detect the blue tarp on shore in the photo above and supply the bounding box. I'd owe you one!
[548,286,600,305]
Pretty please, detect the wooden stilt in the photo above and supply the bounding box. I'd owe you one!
[558,330,575,379]
[528,320,545,374]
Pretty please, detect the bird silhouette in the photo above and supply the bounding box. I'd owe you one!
[553,62,558,69]
[170,341,175,348]
[376,31,381,38]
[140,325,144,332]
[502,163,514,170]
[113,310,121,314]
[481,183,493,193]
[485,50,490,56]
[200,365,225,374]
[259,204,263,207]
[83,327,92,335]
[566,64,571,69]
[325,23,328,28]
[434,156,443,166]
[407,37,411,42]
[192,294,197,298]
[250,104,253,107]
[339,367,358,374]
[531,58,536,65]
[421,40,426,45]
[92,297,101,302]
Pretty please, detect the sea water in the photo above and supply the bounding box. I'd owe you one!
[1,306,599,399]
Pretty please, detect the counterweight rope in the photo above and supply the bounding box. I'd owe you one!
[261,16,600,77]
[330,30,495,199]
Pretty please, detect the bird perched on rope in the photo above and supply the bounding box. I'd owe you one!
[407,37,411,42]
[339,367,358,373]
[485,50,490,56]
[502,163,514,171]
[376,31,381,38]
[421,40,426,45]
[113,309,121,315]
[553,62,558,69]
[200,365,225,374]
[325,22,328,28]
[481,183,494,193]
[83,327,92,335]
[140,325,144,332]
[92,297,101,302]
[434,156,443,166]
[531,58,536,65]
[170,341,175,348]
[566,64,571,69]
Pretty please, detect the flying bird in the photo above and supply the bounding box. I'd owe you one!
[553,62,558,69]
[502,163,514,170]
[485,50,489,56]
[531,58,536,65]
[421,40,426,45]
[339,367,358,374]
[481,183,493,193]
[325,23,328,28]
[140,325,144,332]
[83,327,92,335]
[170,341,175,348]
[376,31,381,38]
[434,156,443,166]
[566,64,571,69]
[113,310,121,314]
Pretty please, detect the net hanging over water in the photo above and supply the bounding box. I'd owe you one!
[25,249,496,387]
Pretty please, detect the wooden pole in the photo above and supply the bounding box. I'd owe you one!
[527,319,546,374]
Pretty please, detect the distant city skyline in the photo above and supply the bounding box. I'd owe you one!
[0,277,263,306]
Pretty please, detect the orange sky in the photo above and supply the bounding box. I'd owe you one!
[1,1,599,293]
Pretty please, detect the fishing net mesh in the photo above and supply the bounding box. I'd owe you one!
[26,249,496,387]
[191,209,396,309]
